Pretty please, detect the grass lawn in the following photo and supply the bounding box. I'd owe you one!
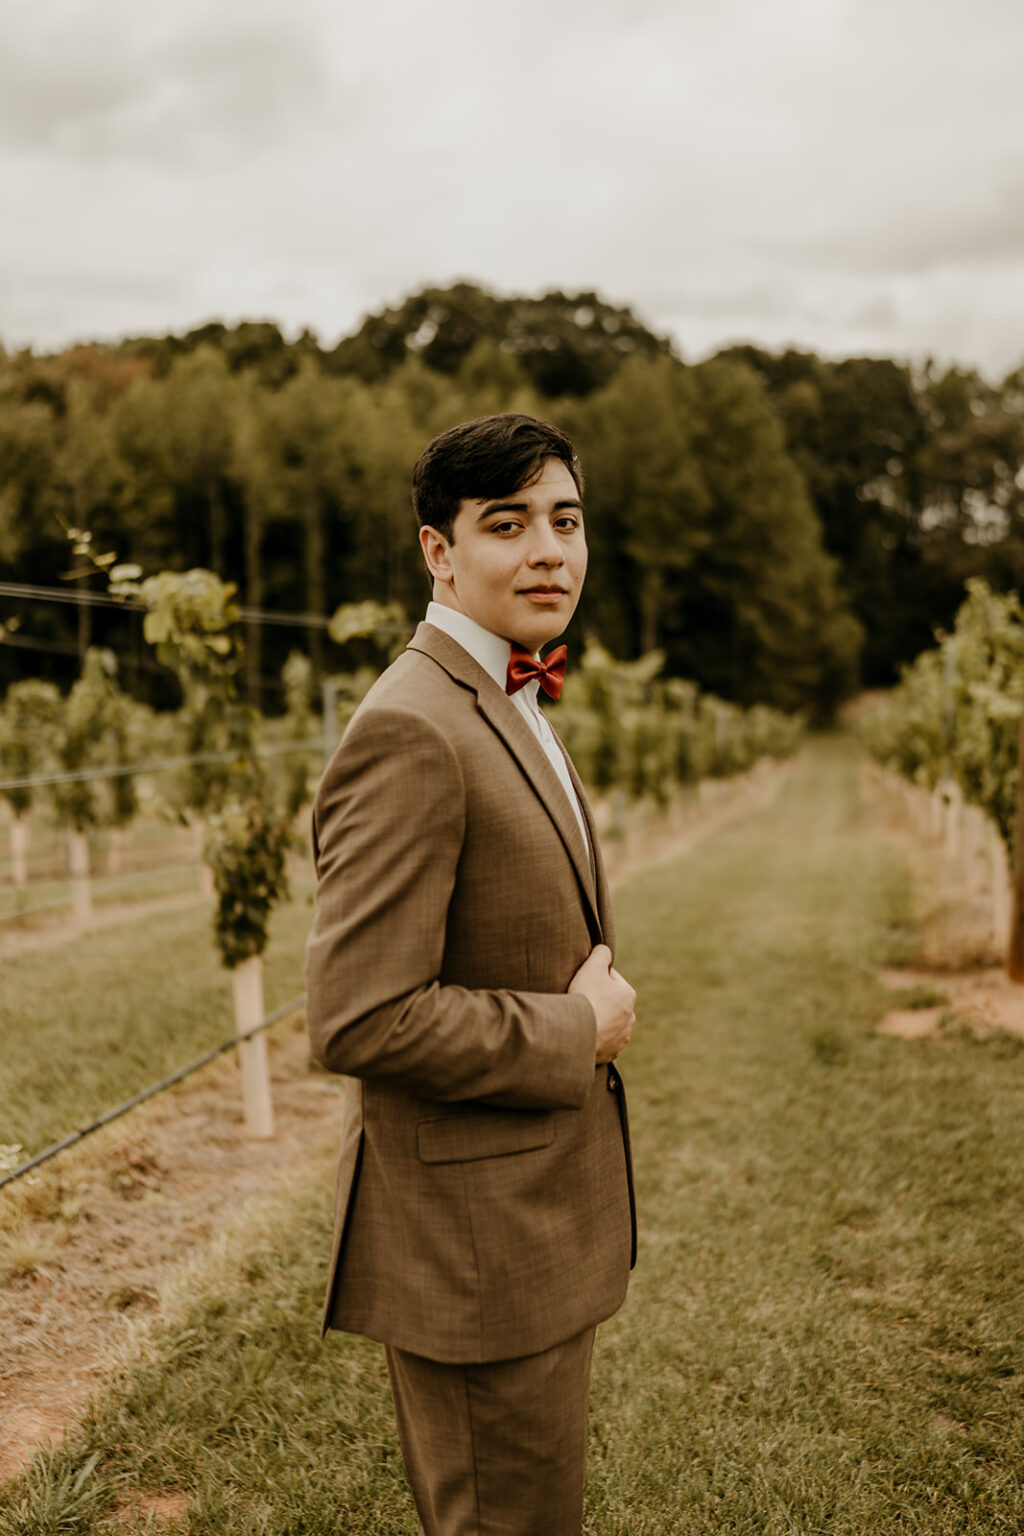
[1,878,316,1157]
[4,735,1024,1533]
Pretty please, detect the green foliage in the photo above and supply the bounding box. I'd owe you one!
[550,642,802,806]
[719,346,1024,688]
[49,649,125,833]
[204,798,291,968]
[327,599,408,652]
[326,280,672,397]
[0,677,61,815]
[110,568,252,822]
[858,579,1024,843]
[6,291,1024,713]
[116,568,241,683]
[104,691,153,829]
[564,354,863,715]
[0,1448,112,1535]
[111,565,294,968]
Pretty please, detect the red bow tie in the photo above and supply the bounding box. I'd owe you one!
[505,643,568,701]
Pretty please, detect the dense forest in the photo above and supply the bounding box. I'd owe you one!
[1,281,1022,717]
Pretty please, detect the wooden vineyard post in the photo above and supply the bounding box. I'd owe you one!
[1007,702,1024,980]
[232,955,275,1140]
[68,828,92,926]
[10,815,28,887]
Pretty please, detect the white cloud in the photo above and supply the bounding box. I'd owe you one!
[1,0,1023,376]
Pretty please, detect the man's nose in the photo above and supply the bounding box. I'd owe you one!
[526,524,564,565]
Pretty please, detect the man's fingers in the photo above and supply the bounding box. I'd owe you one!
[590,944,612,968]
[609,968,637,1008]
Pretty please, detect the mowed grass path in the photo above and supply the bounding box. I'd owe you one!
[4,736,1024,1533]
[1,880,315,1156]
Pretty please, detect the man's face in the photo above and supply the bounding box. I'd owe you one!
[420,457,588,651]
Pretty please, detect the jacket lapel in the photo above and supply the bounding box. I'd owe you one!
[407,623,602,936]
[557,737,615,951]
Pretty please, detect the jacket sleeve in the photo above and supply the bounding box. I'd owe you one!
[304,704,597,1110]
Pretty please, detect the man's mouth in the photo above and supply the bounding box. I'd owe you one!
[519,586,567,595]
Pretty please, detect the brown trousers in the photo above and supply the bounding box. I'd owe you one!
[385,1326,597,1536]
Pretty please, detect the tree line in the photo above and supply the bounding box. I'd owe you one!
[1,281,1022,717]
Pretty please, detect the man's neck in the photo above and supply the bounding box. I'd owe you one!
[424,601,517,693]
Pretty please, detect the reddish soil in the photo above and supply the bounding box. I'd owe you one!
[878,966,1024,1039]
[0,1015,341,1482]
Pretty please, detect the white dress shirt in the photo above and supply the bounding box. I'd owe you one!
[424,601,590,851]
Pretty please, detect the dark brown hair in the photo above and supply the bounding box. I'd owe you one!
[411,413,583,542]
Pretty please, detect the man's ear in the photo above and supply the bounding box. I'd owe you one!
[419,525,454,585]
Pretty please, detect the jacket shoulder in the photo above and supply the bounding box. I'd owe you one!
[350,647,475,729]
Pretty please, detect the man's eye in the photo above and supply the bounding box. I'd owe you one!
[556,517,581,531]
[492,521,521,534]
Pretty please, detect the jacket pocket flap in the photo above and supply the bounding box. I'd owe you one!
[417,1112,554,1165]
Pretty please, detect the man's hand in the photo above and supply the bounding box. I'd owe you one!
[568,944,636,1065]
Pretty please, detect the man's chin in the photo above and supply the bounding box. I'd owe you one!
[510,620,568,651]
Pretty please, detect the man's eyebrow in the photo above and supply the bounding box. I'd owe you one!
[476,498,584,521]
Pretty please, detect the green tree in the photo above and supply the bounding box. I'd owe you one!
[686,357,862,713]
[569,353,860,714]
[716,347,941,683]
[565,355,711,657]
[49,381,126,662]
[326,282,671,397]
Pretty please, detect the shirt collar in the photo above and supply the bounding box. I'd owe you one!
[425,601,539,701]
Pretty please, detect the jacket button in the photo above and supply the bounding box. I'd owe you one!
[607,1069,619,1091]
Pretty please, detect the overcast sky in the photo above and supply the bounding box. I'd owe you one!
[2,0,1022,378]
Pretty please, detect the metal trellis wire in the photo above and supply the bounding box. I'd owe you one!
[0,579,330,628]
[0,736,325,794]
[0,993,308,1192]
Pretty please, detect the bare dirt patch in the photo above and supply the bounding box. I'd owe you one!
[0,1011,341,1482]
[880,964,1024,1040]
[99,1489,191,1532]
[877,1006,946,1039]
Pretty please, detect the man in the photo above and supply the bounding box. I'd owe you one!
[305,412,637,1536]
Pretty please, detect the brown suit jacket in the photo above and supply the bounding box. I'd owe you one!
[305,622,636,1364]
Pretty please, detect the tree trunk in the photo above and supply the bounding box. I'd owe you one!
[305,493,325,688]
[243,492,263,710]
[77,594,91,669]
[640,569,661,656]
[208,476,227,575]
